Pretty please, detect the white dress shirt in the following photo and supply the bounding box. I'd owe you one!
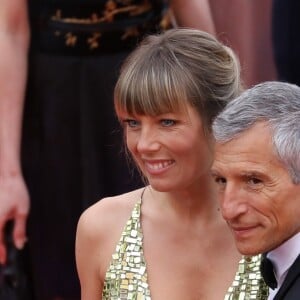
[267,232,300,300]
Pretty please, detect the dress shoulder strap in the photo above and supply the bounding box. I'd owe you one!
[102,186,151,299]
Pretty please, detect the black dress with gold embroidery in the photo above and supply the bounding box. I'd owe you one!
[29,0,167,55]
[22,1,166,299]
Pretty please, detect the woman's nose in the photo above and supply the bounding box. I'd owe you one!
[136,127,160,153]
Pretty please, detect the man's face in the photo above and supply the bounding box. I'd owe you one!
[212,122,300,255]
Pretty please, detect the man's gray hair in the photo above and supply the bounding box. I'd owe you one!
[212,81,300,184]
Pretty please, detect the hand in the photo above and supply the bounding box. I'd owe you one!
[0,173,30,264]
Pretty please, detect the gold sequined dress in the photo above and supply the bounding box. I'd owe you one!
[102,195,269,300]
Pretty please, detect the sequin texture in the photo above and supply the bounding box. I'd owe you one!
[103,194,269,299]
[225,255,269,300]
[102,198,151,300]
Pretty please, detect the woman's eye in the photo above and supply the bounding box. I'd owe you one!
[123,119,140,128]
[161,119,176,127]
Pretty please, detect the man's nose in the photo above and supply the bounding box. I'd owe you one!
[220,184,248,221]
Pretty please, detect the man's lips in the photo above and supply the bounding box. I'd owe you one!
[229,224,259,238]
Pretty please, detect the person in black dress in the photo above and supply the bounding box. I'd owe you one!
[272,0,300,85]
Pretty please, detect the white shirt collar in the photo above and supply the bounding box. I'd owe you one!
[266,232,300,299]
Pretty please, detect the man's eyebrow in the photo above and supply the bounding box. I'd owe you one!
[240,170,265,177]
[210,169,222,176]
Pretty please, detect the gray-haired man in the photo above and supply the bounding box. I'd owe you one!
[212,81,300,300]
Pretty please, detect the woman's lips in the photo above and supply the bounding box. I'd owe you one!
[144,160,175,175]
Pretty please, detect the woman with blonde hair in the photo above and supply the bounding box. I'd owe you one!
[76,28,268,300]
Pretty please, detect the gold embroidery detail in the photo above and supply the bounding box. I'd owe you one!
[51,0,152,25]
[65,32,77,47]
[121,27,139,40]
[87,32,102,49]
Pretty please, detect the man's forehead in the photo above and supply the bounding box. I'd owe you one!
[213,127,287,177]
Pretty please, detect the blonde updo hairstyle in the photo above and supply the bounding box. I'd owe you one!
[114,28,242,134]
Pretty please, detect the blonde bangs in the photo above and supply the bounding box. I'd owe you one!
[114,49,189,117]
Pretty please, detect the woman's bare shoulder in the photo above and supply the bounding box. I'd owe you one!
[77,187,145,238]
[76,187,146,279]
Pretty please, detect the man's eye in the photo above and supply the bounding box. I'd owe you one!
[161,119,176,127]
[214,176,227,186]
[248,177,262,185]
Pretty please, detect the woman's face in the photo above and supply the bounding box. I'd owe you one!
[117,104,214,192]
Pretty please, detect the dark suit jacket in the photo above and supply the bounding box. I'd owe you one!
[274,254,300,300]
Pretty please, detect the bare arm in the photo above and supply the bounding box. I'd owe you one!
[170,0,216,35]
[0,0,30,263]
[76,207,105,300]
[76,194,138,300]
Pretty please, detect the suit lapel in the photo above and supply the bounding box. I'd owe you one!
[274,254,300,300]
